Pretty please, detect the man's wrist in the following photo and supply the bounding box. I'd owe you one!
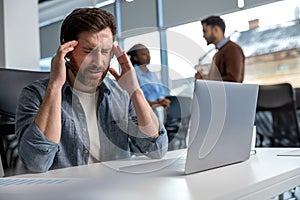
[48,79,63,91]
[130,88,143,100]
[47,84,62,95]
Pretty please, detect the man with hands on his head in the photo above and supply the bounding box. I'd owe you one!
[15,8,168,173]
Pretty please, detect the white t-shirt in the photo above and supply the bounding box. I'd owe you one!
[73,89,100,164]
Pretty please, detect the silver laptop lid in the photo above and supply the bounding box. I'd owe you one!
[185,80,258,174]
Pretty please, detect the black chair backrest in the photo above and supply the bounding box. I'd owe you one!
[255,83,300,147]
[257,83,296,111]
[165,95,192,150]
[0,68,49,176]
[0,68,49,118]
[295,87,300,110]
[165,95,192,120]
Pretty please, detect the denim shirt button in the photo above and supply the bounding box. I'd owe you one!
[82,127,87,132]
[83,149,89,154]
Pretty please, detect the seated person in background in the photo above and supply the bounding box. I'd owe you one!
[127,43,171,124]
[15,8,168,173]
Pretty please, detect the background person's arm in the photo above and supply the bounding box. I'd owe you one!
[148,99,170,109]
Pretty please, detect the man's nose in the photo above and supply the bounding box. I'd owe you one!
[91,50,105,65]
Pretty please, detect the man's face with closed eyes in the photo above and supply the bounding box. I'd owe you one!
[69,27,113,89]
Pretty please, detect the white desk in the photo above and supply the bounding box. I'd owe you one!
[1,148,300,200]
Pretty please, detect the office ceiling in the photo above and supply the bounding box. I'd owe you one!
[38,0,282,59]
[39,0,282,29]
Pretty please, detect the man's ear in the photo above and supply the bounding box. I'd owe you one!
[66,52,72,59]
[212,25,217,34]
[213,26,222,35]
[132,55,138,62]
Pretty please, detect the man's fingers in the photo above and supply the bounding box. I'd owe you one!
[117,53,129,65]
[112,45,123,58]
[113,45,127,64]
[57,40,78,57]
[113,45,130,65]
[62,40,78,48]
[108,68,120,80]
[195,70,203,79]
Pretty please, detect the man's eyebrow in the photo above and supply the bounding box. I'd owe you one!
[82,45,96,50]
[102,47,112,51]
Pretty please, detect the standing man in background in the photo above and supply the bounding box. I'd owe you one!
[195,16,245,82]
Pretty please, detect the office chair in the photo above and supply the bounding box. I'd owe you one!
[295,88,300,109]
[255,83,300,147]
[0,68,49,176]
[0,155,4,177]
[294,88,300,128]
[164,95,192,151]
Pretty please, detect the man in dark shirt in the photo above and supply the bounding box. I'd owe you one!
[195,16,245,82]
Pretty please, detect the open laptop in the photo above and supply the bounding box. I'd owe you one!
[117,80,258,175]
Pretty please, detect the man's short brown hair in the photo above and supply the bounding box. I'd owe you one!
[60,8,117,44]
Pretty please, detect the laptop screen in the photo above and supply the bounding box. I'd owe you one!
[185,80,258,174]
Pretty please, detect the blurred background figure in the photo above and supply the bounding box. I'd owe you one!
[195,15,245,83]
[127,43,170,124]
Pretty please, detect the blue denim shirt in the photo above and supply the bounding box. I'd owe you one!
[15,77,168,173]
[134,64,166,102]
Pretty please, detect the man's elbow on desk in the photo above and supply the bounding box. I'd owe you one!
[145,130,168,159]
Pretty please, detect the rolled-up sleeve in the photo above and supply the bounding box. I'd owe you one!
[127,102,168,159]
[16,84,59,173]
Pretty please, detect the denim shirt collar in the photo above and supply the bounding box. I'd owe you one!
[216,37,230,50]
[98,79,111,95]
[62,77,111,96]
